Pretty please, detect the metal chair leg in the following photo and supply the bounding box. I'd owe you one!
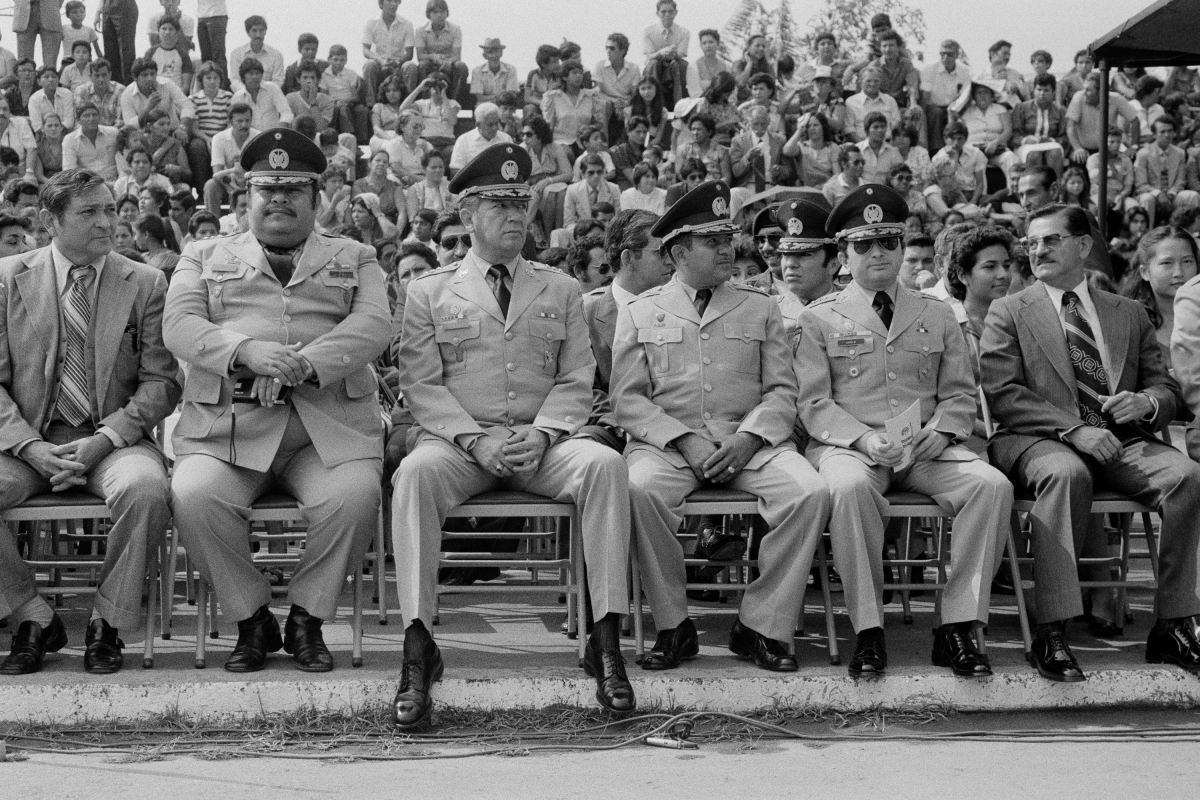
[1005,522,1032,657]
[352,570,364,668]
[195,580,208,669]
[817,542,840,666]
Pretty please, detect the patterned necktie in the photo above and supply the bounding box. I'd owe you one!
[488,264,511,317]
[1061,290,1134,440]
[263,247,295,285]
[57,265,96,427]
[694,288,712,317]
[873,290,893,330]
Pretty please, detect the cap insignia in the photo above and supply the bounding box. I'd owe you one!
[864,204,884,224]
[274,132,283,141]
[712,196,728,217]
[787,218,804,235]
[501,160,519,181]
[268,148,289,170]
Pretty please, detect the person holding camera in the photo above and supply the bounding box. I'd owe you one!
[164,128,391,674]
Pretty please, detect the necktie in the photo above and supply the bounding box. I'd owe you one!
[57,265,96,427]
[1061,291,1135,441]
[873,290,893,330]
[694,288,712,317]
[263,246,295,285]
[1160,153,1170,192]
[488,264,511,317]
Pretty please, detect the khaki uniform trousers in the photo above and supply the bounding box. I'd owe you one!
[171,408,381,623]
[819,453,1012,632]
[0,425,170,630]
[391,436,631,629]
[628,446,830,643]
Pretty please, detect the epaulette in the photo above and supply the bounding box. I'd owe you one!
[639,285,665,297]
[414,263,457,281]
[585,285,608,297]
[732,282,769,295]
[807,293,838,307]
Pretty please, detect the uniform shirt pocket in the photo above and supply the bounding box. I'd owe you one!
[637,326,683,376]
[723,322,766,374]
[201,261,250,318]
[319,267,360,311]
[529,318,567,374]
[902,335,945,381]
[434,318,481,375]
[827,333,875,382]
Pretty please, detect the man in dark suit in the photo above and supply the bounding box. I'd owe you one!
[981,203,1200,682]
[0,168,181,675]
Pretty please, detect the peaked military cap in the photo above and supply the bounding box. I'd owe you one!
[447,142,533,200]
[652,180,741,245]
[825,184,908,242]
[751,204,782,237]
[776,199,834,253]
[241,127,327,187]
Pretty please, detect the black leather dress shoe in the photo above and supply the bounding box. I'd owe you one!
[582,631,636,712]
[1029,622,1086,682]
[284,605,334,672]
[83,618,124,674]
[642,618,699,670]
[224,605,283,673]
[932,622,991,677]
[848,627,887,677]
[392,632,444,729]
[695,522,745,562]
[1084,613,1122,638]
[0,614,67,675]
[728,618,798,672]
[1146,618,1200,672]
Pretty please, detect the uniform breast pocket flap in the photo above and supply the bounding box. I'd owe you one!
[201,260,249,283]
[722,323,766,343]
[829,333,875,358]
[902,336,945,356]
[637,326,682,376]
[320,268,360,288]
[434,318,481,346]
[529,319,567,342]
[637,327,683,346]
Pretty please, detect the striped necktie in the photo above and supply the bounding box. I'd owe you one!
[1061,290,1136,441]
[56,264,96,427]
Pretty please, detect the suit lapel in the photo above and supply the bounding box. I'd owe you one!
[12,249,60,387]
[886,288,922,343]
[448,258,505,325]
[506,260,547,330]
[92,255,137,402]
[701,281,746,326]
[837,284,889,338]
[655,277,701,325]
[594,287,617,342]
[1021,283,1075,390]
[1094,290,1129,388]
[218,232,273,279]
[291,232,334,286]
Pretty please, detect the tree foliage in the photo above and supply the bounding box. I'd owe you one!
[798,0,928,58]
[721,0,804,63]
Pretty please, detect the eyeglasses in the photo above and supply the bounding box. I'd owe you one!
[585,169,605,176]
[851,236,901,255]
[756,234,782,246]
[521,130,535,138]
[1023,233,1076,251]
[439,234,471,250]
[605,45,618,50]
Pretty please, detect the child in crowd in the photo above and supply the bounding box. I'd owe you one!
[60,1,100,61]
[60,41,93,91]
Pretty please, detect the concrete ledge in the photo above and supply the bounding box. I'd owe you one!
[2,665,1199,725]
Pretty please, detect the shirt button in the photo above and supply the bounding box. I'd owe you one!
[283,289,291,297]
[341,355,350,363]
[703,357,711,365]
[704,384,712,392]
[700,333,710,340]
[640,428,648,437]
[886,345,894,353]
[848,349,856,356]
[921,369,929,376]
[506,419,515,427]
[890,399,899,406]
[197,342,205,351]
[821,431,830,440]
[506,362,515,370]
[565,415,573,422]
[703,412,712,420]
[888,371,896,380]
[508,391,517,399]
[436,424,445,430]
[505,332,513,340]
[922,346,929,352]
[283,315,292,322]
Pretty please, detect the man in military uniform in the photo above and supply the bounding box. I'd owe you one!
[612,180,830,673]
[794,184,1012,678]
[165,128,392,674]
[391,143,635,728]
[774,199,839,338]
[746,204,783,297]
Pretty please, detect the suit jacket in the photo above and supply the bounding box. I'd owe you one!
[164,230,391,472]
[12,0,63,33]
[729,130,793,189]
[397,252,594,447]
[980,281,1179,472]
[1008,100,1067,148]
[1134,143,1188,195]
[0,247,180,451]
[794,283,978,467]
[582,284,619,428]
[611,277,797,470]
[562,179,621,228]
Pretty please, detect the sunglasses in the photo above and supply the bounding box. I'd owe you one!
[521,130,535,138]
[440,234,471,250]
[756,234,782,246]
[851,236,901,255]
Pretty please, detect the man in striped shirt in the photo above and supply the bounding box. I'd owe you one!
[187,61,233,189]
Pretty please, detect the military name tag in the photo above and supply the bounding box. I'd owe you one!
[210,262,239,272]
[835,335,870,348]
[327,269,355,279]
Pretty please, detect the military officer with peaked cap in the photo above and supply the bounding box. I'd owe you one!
[164,127,392,674]
[611,180,830,673]
[746,204,784,296]
[774,199,840,338]
[793,184,1012,678]
[391,142,635,728]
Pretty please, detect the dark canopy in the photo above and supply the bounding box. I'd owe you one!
[1090,0,1200,68]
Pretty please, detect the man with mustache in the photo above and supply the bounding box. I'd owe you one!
[164,127,391,674]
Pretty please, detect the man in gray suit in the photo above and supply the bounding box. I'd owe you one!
[0,169,180,675]
[981,203,1200,681]
[12,0,63,69]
